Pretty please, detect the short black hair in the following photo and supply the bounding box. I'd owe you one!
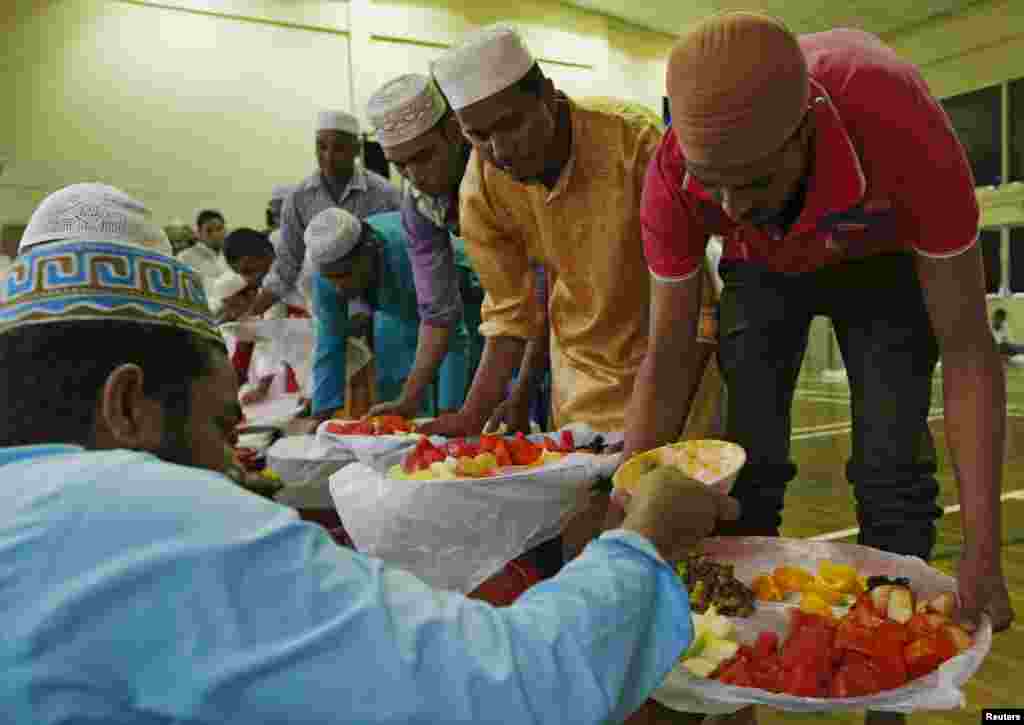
[513,63,546,96]
[196,209,225,228]
[223,227,274,266]
[0,321,223,448]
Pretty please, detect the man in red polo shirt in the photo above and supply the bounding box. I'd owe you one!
[626,11,1013,682]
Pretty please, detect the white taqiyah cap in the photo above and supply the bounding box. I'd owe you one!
[367,73,448,148]
[431,24,536,111]
[20,182,172,255]
[317,110,360,136]
[304,207,362,269]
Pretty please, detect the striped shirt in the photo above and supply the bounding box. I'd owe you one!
[263,165,401,300]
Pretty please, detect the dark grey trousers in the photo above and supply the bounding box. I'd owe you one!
[714,253,942,561]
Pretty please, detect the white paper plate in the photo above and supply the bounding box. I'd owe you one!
[242,394,305,428]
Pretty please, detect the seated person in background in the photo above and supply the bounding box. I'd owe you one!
[1,237,741,725]
[304,207,475,421]
[991,308,1024,357]
[178,208,229,286]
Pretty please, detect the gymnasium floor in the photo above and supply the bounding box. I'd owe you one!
[757,362,1024,723]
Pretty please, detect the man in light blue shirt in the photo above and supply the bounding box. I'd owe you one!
[0,214,739,723]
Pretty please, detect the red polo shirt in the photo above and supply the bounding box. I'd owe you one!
[642,28,979,281]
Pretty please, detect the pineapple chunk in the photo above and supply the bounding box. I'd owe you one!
[682,657,720,678]
[704,639,740,664]
[706,613,735,640]
[886,586,914,623]
[429,461,456,479]
[870,584,893,613]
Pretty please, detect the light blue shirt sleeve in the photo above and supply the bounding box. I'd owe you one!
[5,448,693,725]
[171,527,692,725]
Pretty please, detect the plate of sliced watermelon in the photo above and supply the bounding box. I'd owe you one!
[385,428,620,482]
[315,415,428,463]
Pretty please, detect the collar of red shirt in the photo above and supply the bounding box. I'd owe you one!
[682,79,867,238]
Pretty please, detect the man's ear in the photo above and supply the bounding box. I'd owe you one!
[94,364,164,450]
[540,76,557,111]
[441,113,464,146]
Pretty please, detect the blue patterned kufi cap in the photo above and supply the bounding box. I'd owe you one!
[0,240,223,346]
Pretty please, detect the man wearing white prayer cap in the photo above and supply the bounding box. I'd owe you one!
[241,110,398,319]
[304,206,475,423]
[0,239,741,725]
[238,110,400,424]
[424,25,720,439]
[19,182,173,256]
[426,28,726,646]
[357,73,488,422]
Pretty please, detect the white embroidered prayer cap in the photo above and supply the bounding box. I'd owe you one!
[431,23,536,111]
[367,74,448,148]
[316,110,361,137]
[20,182,172,255]
[304,207,362,269]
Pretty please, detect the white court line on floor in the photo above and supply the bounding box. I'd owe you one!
[795,395,1024,417]
[795,396,855,406]
[792,420,859,434]
[792,414,945,440]
[810,490,1024,542]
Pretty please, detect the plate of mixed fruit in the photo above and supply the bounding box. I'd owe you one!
[660,538,991,712]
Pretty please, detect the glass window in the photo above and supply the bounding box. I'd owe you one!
[1011,228,1024,293]
[1011,78,1024,182]
[942,85,1003,187]
[982,229,1002,294]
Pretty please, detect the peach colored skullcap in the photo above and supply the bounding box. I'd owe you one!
[667,12,809,168]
